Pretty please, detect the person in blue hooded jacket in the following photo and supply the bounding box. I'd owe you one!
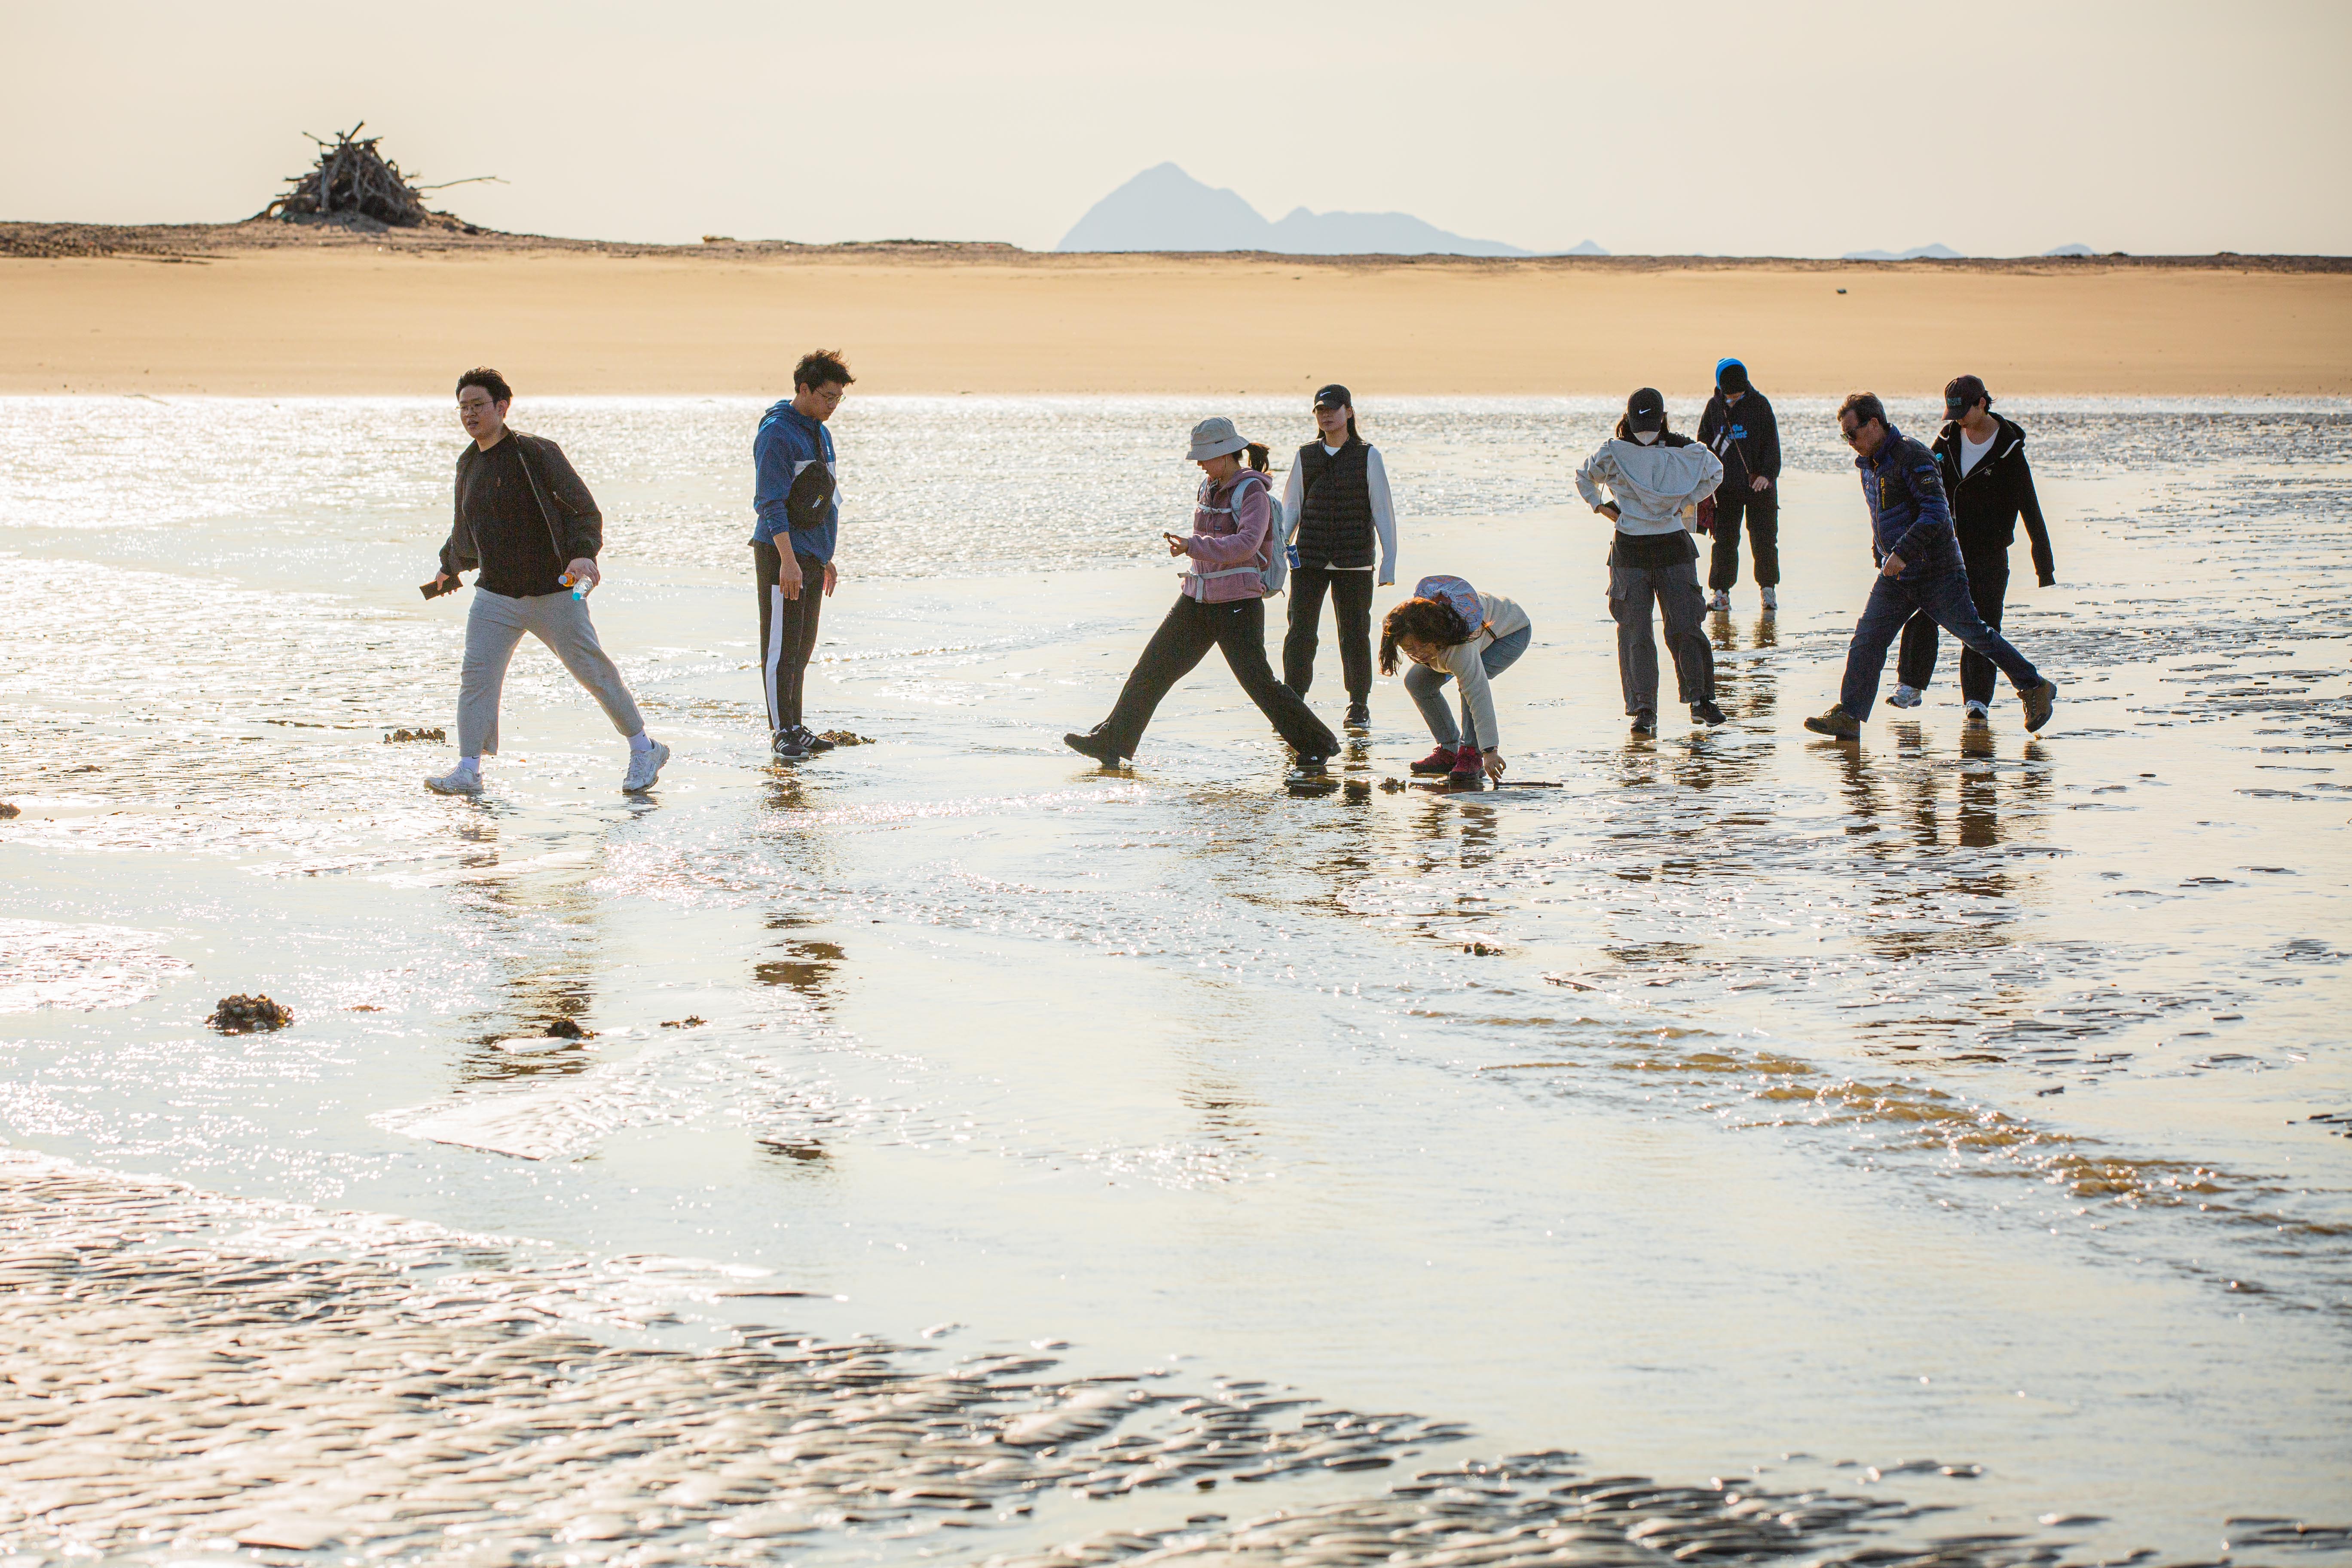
[752,350,851,761]
[1804,394,2058,740]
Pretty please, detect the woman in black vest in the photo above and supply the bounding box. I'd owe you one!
[1278,384,1398,731]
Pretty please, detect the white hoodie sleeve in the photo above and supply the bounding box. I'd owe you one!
[1280,461,1304,544]
[1364,446,1398,584]
[1575,448,1614,513]
[1687,446,1726,505]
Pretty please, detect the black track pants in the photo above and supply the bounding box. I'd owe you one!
[1707,487,1781,590]
[754,541,826,733]
[1282,565,1375,703]
[1093,595,1339,758]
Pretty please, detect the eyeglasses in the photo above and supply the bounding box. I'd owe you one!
[1838,422,1871,445]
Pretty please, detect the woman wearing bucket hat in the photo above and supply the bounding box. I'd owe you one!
[1574,389,1730,736]
[1064,418,1340,773]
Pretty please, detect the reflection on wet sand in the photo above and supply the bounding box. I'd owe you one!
[444,813,612,1088]
[755,914,842,1009]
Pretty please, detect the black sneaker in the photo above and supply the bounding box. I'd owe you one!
[1630,710,1657,735]
[772,728,811,761]
[1291,754,1329,774]
[1691,699,1728,726]
[1344,701,1372,730]
[1063,730,1124,766]
[799,726,837,753]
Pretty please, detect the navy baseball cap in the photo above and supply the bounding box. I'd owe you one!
[1625,388,1667,432]
[1313,383,1352,410]
[1944,374,1989,416]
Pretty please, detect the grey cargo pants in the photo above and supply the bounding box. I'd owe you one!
[1609,559,1715,715]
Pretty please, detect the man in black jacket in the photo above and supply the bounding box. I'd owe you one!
[1891,375,2058,727]
[1694,358,1781,613]
[425,367,668,796]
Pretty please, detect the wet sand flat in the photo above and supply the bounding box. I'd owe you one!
[2,228,2349,395]
[1,393,2348,1568]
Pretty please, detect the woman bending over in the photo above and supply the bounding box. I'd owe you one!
[1379,575,1532,786]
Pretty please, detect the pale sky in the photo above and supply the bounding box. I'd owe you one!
[5,0,2348,256]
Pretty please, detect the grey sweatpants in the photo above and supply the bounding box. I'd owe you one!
[1608,559,1715,714]
[457,589,644,758]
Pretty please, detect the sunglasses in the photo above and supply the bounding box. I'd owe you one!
[1838,421,1873,444]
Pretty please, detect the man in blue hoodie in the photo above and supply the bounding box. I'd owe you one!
[1804,394,2057,740]
[752,350,852,761]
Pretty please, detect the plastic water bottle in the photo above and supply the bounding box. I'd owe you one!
[561,574,587,601]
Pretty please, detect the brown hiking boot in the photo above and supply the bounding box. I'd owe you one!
[2020,679,2058,733]
[1804,705,1861,740]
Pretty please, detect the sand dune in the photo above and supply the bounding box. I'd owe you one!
[3,222,2345,396]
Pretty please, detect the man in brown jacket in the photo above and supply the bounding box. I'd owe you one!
[425,367,668,796]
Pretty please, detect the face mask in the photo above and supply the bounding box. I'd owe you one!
[1634,430,1660,445]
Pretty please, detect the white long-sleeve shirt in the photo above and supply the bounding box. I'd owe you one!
[1280,443,1399,583]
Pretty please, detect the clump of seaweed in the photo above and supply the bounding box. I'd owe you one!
[208,994,293,1033]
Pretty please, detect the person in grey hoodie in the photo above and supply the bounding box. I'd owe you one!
[1574,390,1729,734]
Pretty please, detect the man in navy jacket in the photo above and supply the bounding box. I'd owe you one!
[1805,394,2058,740]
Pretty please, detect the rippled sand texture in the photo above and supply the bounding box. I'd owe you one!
[1,396,2348,1568]
[0,1150,2129,1568]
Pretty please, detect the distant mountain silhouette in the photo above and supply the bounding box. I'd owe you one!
[1841,242,1965,261]
[1058,163,1568,256]
[2043,242,2096,257]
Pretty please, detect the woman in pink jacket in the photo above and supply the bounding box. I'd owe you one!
[1065,418,1340,771]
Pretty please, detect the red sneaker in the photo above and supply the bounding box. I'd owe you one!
[1448,744,1484,782]
[1409,745,1458,775]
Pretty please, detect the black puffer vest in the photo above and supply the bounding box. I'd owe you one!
[1292,437,1375,569]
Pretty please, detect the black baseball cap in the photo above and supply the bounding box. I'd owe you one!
[1944,374,1989,416]
[1313,383,1352,410]
[1625,388,1667,432]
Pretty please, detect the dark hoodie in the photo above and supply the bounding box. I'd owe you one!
[1695,387,1780,490]
[1932,414,2055,585]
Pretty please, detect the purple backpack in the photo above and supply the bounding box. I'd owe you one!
[1413,574,1489,637]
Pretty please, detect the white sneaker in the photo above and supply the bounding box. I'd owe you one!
[621,740,670,794]
[1887,684,1924,710]
[1707,589,1731,613]
[1963,701,1991,728]
[1759,585,1778,612]
[425,764,482,796]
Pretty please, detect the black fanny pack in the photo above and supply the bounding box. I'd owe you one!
[783,452,836,532]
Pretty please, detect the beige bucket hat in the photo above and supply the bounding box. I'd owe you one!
[1186,416,1246,462]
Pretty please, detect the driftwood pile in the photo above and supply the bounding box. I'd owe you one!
[258,123,492,228]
